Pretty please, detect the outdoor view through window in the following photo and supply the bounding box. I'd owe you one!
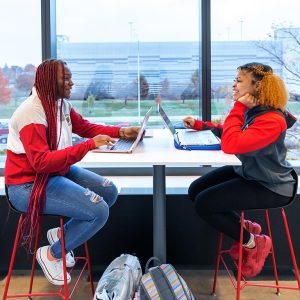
[0,0,299,160]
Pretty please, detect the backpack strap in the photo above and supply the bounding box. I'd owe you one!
[160,264,189,300]
[140,272,160,299]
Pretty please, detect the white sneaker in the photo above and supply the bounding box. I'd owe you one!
[47,227,76,268]
[36,246,71,286]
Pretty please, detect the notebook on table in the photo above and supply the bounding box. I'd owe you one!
[92,107,152,153]
[158,104,220,150]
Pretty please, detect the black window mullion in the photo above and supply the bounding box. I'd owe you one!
[201,0,211,121]
[41,0,57,60]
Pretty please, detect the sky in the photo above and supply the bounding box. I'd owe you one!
[0,0,300,67]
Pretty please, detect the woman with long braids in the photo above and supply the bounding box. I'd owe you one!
[4,59,141,285]
[183,62,297,278]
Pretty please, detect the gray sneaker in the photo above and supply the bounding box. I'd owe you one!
[47,227,76,268]
[36,246,71,286]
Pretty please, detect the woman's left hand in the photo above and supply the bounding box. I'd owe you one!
[120,127,141,140]
[237,93,259,108]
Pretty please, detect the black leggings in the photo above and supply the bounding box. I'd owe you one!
[188,166,291,243]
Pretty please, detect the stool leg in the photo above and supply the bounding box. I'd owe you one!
[28,218,41,295]
[211,233,224,295]
[236,211,244,300]
[60,217,69,300]
[2,214,24,300]
[265,210,280,294]
[84,242,95,297]
[281,208,300,288]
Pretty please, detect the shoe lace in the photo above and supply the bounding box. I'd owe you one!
[52,259,63,276]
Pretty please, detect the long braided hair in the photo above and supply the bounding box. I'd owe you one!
[21,59,65,251]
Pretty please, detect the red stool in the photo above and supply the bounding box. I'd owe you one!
[211,171,300,300]
[2,186,95,300]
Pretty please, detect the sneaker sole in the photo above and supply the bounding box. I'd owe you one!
[253,236,272,276]
[36,248,71,286]
[242,236,272,277]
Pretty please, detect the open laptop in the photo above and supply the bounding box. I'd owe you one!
[158,104,220,150]
[93,107,152,153]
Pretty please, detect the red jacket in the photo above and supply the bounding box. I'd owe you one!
[5,89,120,184]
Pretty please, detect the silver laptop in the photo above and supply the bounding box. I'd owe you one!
[93,107,152,153]
[158,104,220,147]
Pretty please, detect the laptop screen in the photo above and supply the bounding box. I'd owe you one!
[158,104,176,135]
[131,107,152,147]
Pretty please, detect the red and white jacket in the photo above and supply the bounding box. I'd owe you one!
[5,88,120,185]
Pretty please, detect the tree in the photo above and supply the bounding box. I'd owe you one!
[84,80,113,100]
[139,74,149,99]
[24,64,37,73]
[215,85,229,101]
[15,73,35,91]
[0,68,12,104]
[159,79,171,99]
[255,26,300,88]
[15,64,37,92]
[181,69,199,103]
[124,74,149,105]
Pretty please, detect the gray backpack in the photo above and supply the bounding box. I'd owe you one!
[137,257,195,300]
[94,254,142,300]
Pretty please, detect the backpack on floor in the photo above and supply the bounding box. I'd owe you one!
[93,254,142,300]
[137,257,195,300]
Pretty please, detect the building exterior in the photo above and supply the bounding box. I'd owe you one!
[58,40,284,100]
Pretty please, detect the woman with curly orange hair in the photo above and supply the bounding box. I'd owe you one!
[184,62,297,278]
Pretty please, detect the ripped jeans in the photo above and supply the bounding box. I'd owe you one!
[7,165,118,259]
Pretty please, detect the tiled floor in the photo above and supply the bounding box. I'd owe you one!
[1,269,300,300]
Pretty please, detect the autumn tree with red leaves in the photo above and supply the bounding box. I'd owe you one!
[15,64,36,92]
[0,68,11,104]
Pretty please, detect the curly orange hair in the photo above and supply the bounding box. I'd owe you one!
[238,62,288,110]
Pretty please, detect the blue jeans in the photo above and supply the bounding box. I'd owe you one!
[7,165,118,259]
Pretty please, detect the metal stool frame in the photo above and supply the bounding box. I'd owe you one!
[2,186,95,300]
[211,171,300,300]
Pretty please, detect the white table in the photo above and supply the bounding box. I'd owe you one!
[79,129,240,263]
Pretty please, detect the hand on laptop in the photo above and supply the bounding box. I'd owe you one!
[93,135,116,147]
[183,117,195,129]
[119,127,141,140]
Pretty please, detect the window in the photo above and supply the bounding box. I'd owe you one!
[0,0,41,153]
[56,0,201,127]
[211,0,300,159]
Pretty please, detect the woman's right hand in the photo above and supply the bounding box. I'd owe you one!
[93,135,116,147]
[237,93,259,108]
[183,116,195,128]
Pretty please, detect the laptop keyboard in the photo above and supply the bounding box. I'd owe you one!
[178,130,219,145]
[110,139,134,151]
[179,131,199,145]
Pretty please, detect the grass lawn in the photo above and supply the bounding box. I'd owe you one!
[1,98,300,122]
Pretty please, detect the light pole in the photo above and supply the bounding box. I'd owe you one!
[129,22,134,42]
[137,40,141,123]
[240,20,244,40]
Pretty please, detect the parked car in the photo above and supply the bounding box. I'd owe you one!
[0,135,8,144]
[0,123,9,136]
[72,135,86,145]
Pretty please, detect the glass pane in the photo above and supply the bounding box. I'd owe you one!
[211,0,300,160]
[0,0,41,155]
[56,0,200,128]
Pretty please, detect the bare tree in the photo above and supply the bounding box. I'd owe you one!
[255,26,300,86]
